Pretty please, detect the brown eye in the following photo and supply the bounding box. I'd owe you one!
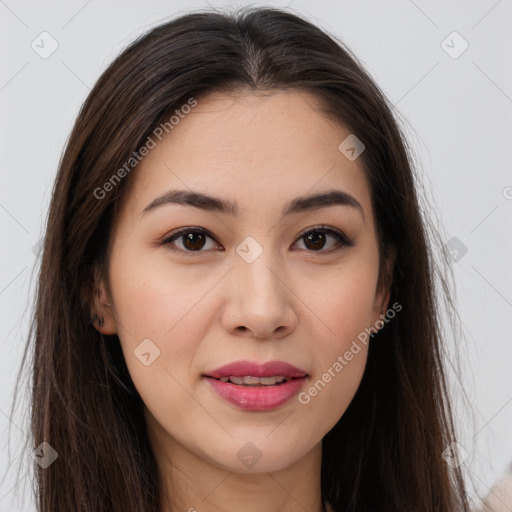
[161,228,219,253]
[181,232,207,251]
[293,226,354,252]
[303,231,327,251]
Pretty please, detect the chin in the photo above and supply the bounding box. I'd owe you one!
[204,437,313,474]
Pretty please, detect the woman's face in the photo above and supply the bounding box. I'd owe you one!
[96,89,391,475]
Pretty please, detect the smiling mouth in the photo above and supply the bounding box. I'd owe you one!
[211,375,298,387]
[203,372,308,410]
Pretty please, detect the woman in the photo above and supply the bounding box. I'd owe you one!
[13,6,475,512]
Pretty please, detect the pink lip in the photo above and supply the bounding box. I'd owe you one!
[202,360,308,411]
[204,360,307,379]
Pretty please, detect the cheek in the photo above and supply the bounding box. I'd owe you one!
[304,258,378,348]
[298,344,368,437]
[108,249,216,400]
[295,265,376,424]
[108,254,210,432]
[109,246,215,342]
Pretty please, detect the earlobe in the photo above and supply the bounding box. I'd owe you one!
[89,271,117,335]
[372,244,396,325]
[372,287,391,327]
[379,288,392,316]
[91,312,104,328]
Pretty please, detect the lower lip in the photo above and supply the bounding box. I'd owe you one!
[203,376,307,410]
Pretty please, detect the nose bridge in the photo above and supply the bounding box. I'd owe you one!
[236,242,285,309]
[224,237,295,337]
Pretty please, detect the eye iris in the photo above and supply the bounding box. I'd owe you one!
[183,232,206,251]
[304,231,326,251]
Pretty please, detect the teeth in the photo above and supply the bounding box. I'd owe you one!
[242,376,261,385]
[218,375,288,386]
[260,376,286,385]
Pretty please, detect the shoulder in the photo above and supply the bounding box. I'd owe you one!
[477,464,512,512]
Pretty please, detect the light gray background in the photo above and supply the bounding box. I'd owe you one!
[1,1,511,511]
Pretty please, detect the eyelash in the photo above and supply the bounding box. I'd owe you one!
[159,224,355,257]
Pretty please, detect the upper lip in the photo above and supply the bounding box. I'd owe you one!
[203,360,308,379]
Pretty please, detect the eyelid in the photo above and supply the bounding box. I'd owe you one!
[159,224,354,255]
[159,226,221,257]
[292,224,355,252]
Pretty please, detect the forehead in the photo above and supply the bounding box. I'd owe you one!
[118,89,372,222]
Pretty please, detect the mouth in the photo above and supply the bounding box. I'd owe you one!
[209,375,301,386]
[202,360,309,410]
[203,359,307,380]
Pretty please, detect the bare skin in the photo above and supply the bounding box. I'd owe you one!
[92,89,394,512]
[476,464,512,512]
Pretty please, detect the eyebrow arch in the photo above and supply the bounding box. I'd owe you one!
[140,188,365,222]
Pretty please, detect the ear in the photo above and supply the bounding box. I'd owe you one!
[371,244,396,324]
[89,265,117,335]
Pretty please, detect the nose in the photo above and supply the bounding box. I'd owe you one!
[220,254,297,340]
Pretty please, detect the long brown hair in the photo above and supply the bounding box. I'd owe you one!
[10,6,472,511]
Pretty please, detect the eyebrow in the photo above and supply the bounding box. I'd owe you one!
[140,188,365,222]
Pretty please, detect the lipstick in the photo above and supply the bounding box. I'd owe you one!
[202,360,308,411]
